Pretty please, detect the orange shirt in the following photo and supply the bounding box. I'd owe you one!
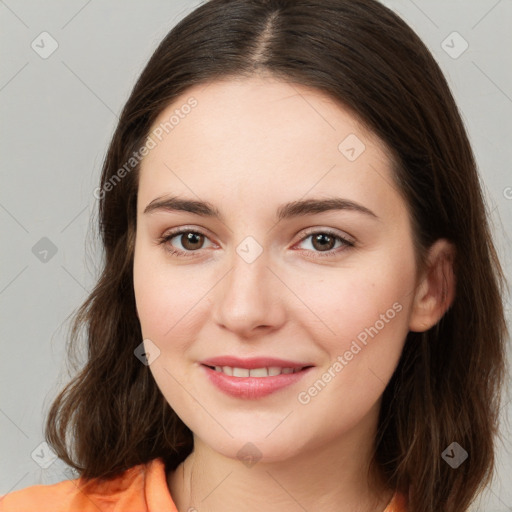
[0,457,407,511]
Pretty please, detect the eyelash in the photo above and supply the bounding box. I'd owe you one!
[157,227,355,260]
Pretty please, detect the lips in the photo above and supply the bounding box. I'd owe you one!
[199,356,314,399]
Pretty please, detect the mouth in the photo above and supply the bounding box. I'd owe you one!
[199,358,315,399]
[202,364,312,377]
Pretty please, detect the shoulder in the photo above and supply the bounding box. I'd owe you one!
[0,477,87,511]
[0,458,173,512]
[384,490,408,512]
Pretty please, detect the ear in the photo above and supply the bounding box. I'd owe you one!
[409,239,456,332]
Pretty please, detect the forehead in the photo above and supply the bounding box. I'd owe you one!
[147,75,378,154]
[138,76,401,219]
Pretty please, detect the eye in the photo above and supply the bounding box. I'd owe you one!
[157,228,214,257]
[295,229,355,258]
[157,227,355,259]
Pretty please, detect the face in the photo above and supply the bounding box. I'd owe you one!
[133,75,420,463]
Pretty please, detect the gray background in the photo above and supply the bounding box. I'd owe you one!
[1,0,511,510]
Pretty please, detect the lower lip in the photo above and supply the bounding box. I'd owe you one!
[201,365,313,399]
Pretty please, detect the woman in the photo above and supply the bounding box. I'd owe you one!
[1,0,507,511]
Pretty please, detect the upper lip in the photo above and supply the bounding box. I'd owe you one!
[200,356,313,370]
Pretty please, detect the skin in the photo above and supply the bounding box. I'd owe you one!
[133,74,455,512]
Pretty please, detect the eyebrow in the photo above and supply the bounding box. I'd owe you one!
[143,195,378,221]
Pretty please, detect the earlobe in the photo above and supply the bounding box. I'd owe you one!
[409,239,456,332]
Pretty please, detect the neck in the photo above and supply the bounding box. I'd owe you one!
[167,403,393,512]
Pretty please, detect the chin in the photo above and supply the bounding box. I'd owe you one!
[196,428,310,466]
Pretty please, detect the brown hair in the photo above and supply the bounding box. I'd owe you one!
[44,1,509,511]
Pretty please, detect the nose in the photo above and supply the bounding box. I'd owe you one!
[211,247,287,339]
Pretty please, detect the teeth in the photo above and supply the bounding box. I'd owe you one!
[249,367,268,377]
[222,366,233,376]
[233,367,250,377]
[211,366,303,377]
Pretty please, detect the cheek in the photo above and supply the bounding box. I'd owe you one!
[133,248,166,337]
[295,262,413,342]
[292,266,412,426]
[133,247,212,345]
[291,243,415,391]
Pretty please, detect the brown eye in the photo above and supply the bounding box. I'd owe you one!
[180,232,205,250]
[158,229,214,257]
[311,233,336,251]
[295,230,355,259]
